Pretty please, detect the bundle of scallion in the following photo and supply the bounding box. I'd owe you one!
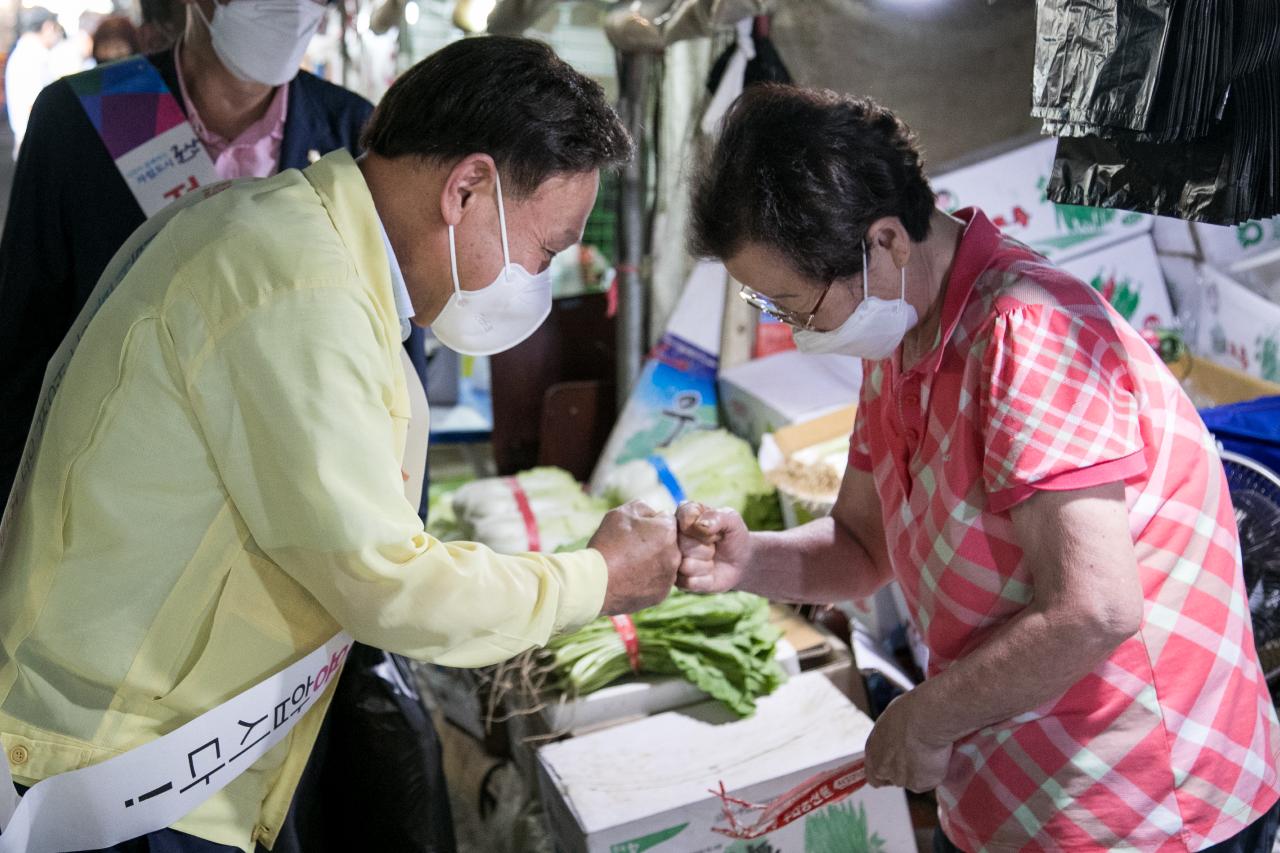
[541,589,786,717]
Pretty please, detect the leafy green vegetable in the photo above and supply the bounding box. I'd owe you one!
[542,589,786,717]
[598,429,783,531]
[452,467,609,554]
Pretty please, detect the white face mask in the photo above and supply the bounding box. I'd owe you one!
[196,0,326,87]
[793,240,918,360]
[430,172,553,357]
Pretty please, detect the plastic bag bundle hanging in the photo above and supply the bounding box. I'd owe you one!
[1037,0,1280,224]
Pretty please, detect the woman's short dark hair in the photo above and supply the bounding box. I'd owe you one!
[691,85,935,282]
[361,36,633,198]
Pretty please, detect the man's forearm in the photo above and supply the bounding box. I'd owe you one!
[910,604,1135,746]
[737,517,890,603]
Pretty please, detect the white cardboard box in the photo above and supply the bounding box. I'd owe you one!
[589,262,727,493]
[1153,215,1280,270]
[718,352,862,448]
[536,673,915,853]
[1059,234,1176,332]
[1196,266,1280,383]
[932,138,1153,263]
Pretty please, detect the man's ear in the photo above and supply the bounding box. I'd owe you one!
[440,154,497,228]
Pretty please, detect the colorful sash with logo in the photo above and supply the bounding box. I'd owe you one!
[67,56,218,217]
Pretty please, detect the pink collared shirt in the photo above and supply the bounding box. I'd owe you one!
[174,41,288,181]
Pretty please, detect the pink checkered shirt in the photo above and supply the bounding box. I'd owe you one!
[850,209,1280,851]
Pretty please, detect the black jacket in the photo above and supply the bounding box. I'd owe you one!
[0,51,376,504]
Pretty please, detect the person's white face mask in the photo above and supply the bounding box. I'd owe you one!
[430,172,553,357]
[196,0,326,87]
[793,240,918,360]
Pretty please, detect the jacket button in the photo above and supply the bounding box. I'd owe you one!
[9,745,29,766]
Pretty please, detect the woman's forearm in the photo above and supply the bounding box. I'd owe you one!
[737,517,892,603]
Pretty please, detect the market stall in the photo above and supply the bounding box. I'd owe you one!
[323,1,1280,850]
[9,0,1275,850]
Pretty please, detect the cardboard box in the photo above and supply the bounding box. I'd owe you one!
[508,611,869,792]
[932,138,1153,263]
[536,673,915,853]
[1153,215,1280,270]
[589,262,727,493]
[1172,355,1280,408]
[1195,266,1280,383]
[1060,234,1176,332]
[719,352,862,448]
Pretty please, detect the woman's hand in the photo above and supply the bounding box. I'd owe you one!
[864,690,954,793]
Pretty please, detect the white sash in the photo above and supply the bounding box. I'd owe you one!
[0,634,352,852]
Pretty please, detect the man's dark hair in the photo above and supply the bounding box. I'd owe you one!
[691,85,935,282]
[362,36,633,197]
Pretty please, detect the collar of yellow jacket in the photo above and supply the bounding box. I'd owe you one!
[302,150,399,338]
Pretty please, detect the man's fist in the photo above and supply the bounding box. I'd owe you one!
[675,501,752,594]
[589,500,681,615]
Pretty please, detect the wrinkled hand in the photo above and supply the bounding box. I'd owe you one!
[590,500,680,615]
[674,501,752,594]
[864,691,953,793]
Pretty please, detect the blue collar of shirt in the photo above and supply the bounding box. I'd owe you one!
[376,218,414,342]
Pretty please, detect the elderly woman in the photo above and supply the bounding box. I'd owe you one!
[676,85,1280,853]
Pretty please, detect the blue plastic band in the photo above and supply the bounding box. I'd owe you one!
[646,455,687,504]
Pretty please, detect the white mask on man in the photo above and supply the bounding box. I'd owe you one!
[430,171,553,357]
[792,240,918,360]
[196,0,326,87]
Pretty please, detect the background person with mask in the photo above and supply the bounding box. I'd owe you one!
[0,0,372,511]
[0,3,451,851]
[679,85,1280,853]
[0,35,673,853]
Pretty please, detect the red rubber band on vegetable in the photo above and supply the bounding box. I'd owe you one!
[505,477,541,552]
[610,615,642,672]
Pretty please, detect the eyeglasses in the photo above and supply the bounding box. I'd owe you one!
[738,281,834,330]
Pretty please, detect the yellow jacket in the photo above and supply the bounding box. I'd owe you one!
[0,151,607,851]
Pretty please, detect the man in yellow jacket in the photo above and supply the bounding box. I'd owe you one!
[0,36,676,853]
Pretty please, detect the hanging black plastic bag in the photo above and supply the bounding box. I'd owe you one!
[1032,0,1176,133]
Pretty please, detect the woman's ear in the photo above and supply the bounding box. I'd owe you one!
[866,216,912,270]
